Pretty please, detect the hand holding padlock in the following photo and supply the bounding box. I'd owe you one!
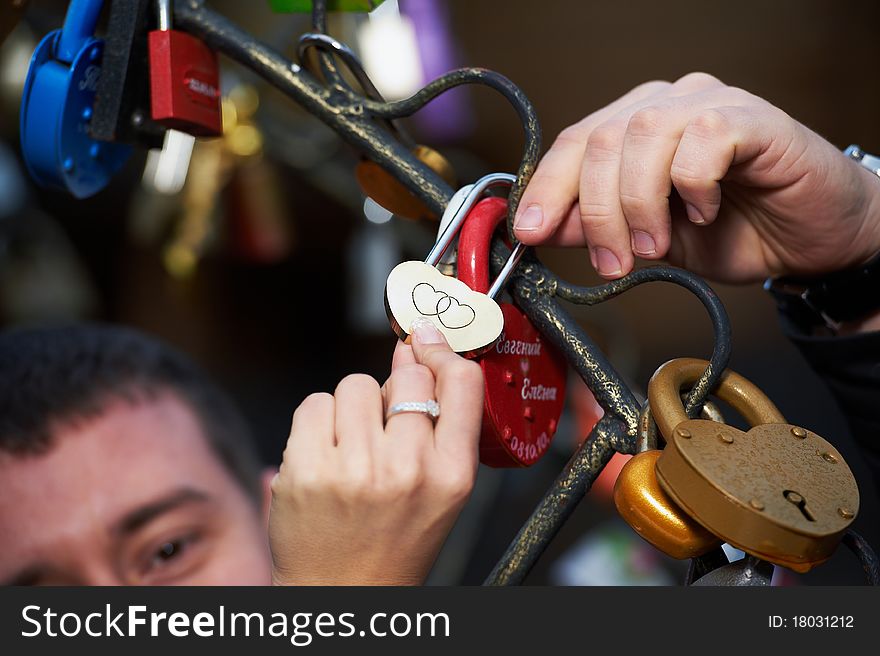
[384,173,525,357]
[616,357,860,572]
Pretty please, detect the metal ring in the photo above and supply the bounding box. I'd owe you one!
[386,400,441,422]
[424,172,527,300]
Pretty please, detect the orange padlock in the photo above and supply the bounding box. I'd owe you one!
[614,449,721,559]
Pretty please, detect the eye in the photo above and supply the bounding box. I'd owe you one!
[142,533,202,580]
[153,539,187,565]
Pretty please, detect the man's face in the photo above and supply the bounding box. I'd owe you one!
[0,394,273,585]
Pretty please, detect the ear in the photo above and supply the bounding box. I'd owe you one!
[260,467,276,529]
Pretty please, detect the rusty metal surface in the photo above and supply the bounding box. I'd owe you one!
[651,359,859,573]
[171,0,878,586]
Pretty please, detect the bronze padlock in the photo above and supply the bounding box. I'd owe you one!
[355,145,456,221]
[649,357,860,573]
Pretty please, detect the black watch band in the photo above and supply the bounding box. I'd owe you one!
[765,250,880,332]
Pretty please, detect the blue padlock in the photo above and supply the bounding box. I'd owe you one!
[20,0,131,198]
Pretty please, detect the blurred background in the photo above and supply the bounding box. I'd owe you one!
[1,0,878,584]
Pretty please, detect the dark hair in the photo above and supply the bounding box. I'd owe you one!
[0,323,263,502]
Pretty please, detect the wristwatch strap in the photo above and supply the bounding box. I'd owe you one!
[765,250,880,331]
[844,144,880,177]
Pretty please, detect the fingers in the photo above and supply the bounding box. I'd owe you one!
[669,103,782,225]
[277,392,335,485]
[334,374,383,466]
[408,319,483,463]
[617,85,747,258]
[382,358,437,467]
[619,105,677,258]
[577,75,731,278]
[579,118,633,276]
[514,80,672,246]
[515,72,784,280]
[391,339,416,371]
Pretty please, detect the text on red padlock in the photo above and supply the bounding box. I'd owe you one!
[458,197,568,467]
[148,0,222,136]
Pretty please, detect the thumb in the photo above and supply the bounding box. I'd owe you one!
[409,318,455,367]
[409,318,484,455]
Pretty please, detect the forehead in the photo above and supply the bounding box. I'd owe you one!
[0,395,242,564]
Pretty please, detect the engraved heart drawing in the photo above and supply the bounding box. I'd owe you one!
[411,282,451,317]
[385,261,504,354]
[435,294,476,330]
[411,282,476,329]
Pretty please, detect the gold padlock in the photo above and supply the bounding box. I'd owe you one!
[650,358,860,573]
[614,396,731,559]
[614,449,722,559]
[355,145,456,221]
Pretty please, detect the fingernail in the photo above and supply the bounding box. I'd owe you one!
[411,318,445,344]
[631,230,656,256]
[514,204,543,232]
[685,203,705,224]
[594,247,622,277]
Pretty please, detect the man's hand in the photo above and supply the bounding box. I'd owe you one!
[269,319,483,585]
[513,72,880,283]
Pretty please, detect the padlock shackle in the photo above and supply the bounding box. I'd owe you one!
[425,172,526,299]
[457,197,507,294]
[426,172,514,266]
[57,0,104,64]
[157,0,172,31]
[648,357,786,440]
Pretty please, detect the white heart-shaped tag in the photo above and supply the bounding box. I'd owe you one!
[385,261,504,355]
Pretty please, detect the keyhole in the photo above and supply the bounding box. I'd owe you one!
[783,490,815,522]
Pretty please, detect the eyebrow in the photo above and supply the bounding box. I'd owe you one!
[114,487,213,536]
[4,566,45,587]
[1,488,214,585]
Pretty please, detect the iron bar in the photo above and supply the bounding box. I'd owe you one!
[485,415,621,585]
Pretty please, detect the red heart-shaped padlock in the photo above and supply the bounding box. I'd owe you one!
[458,197,568,467]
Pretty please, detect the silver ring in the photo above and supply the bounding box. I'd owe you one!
[386,400,440,422]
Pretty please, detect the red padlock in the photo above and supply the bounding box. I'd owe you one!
[148,0,222,136]
[458,197,568,467]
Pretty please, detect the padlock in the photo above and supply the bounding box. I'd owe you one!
[614,449,722,559]
[355,145,457,221]
[456,195,567,467]
[294,31,455,221]
[19,0,132,198]
[615,392,729,557]
[148,0,222,136]
[91,0,166,148]
[384,172,525,357]
[650,357,859,572]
